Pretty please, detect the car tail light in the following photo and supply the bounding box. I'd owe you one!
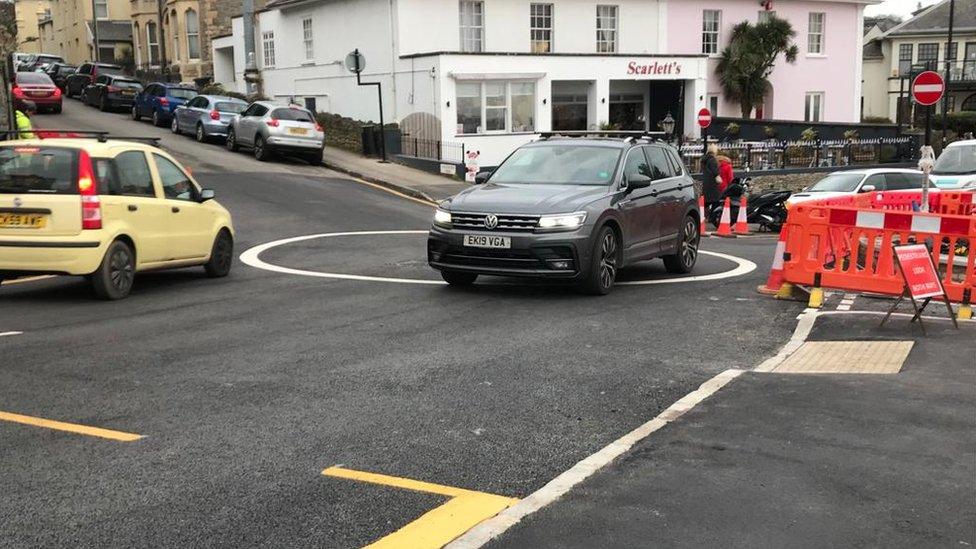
[107,85,119,93]
[315,122,323,132]
[12,86,24,98]
[210,109,220,120]
[159,97,169,107]
[267,118,279,127]
[78,150,101,230]
[53,87,62,97]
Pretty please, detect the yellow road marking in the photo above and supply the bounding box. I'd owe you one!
[322,466,518,549]
[346,177,439,208]
[0,411,143,441]
[1,275,57,285]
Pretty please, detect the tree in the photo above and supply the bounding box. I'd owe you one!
[715,17,799,119]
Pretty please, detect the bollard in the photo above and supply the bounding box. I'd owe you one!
[959,289,973,321]
[807,273,824,309]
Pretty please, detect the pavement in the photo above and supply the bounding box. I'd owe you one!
[322,145,468,202]
[2,100,972,548]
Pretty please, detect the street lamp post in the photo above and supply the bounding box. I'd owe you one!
[660,112,676,142]
[941,0,955,145]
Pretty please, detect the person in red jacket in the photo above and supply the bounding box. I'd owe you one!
[716,154,734,194]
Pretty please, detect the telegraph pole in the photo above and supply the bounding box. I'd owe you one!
[941,0,955,145]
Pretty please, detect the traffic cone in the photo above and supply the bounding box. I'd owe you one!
[733,195,750,235]
[715,197,735,238]
[758,227,789,295]
[698,195,710,237]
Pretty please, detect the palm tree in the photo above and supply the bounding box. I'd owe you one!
[715,17,799,118]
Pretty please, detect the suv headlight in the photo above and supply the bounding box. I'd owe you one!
[538,212,586,230]
[433,208,452,227]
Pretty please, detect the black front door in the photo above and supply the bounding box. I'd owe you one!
[648,81,683,136]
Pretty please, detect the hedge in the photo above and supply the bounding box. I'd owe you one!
[932,112,976,135]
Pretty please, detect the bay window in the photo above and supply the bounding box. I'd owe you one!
[456,81,536,135]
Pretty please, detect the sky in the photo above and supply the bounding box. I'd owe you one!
[864,0,942,18]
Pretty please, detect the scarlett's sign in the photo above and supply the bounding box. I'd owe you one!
[626,60,683,76]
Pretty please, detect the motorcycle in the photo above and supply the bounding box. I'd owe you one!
[707,177,790,233]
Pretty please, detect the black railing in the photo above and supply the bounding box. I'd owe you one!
[401,137,465,164]
[677,137,919,173]
[904,60,976,83]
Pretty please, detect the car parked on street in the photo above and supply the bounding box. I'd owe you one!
[785,168,930,208]
[132,83,198,127]
[0,137,235,300]
[171,95,248,142]
[82,74,143,111]
[12,72,62,113]
[226,102,324,163]
[428,133,700,295]
[16,53,65,72]
[930,139,976,190]
[64,62,126,98]
[43,63,78,92]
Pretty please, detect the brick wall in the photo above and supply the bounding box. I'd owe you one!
[198,0,265,79]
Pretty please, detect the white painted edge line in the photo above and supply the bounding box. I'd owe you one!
[0,331,23,337]
[754,308,822,373]
[445,368,744,549]
[240,231,756,287]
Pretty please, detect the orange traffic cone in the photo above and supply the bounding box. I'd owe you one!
[734,195,750,235]
[758,227,789,295]
[698,195,710,237]
[715,197,735,238]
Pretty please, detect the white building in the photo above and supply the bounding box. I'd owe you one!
[212,0,707,165]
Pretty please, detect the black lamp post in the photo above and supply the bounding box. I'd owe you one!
[661,112,676,141]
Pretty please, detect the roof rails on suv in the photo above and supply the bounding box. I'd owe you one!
[536,130,669,144]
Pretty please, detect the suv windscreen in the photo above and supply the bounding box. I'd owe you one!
[932,144,976,175]
[168,88,198,100]
[490,145,622,186]
[0,147,78,194]
[806,173,865,192]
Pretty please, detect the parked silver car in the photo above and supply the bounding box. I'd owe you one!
[225,101,324,164]
[172,95,248,142]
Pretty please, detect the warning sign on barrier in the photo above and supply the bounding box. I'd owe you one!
[894,244,943,299]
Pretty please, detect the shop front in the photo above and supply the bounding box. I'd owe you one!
[404,53,708,166]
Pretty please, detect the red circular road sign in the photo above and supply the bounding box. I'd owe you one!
[911,71,945,106]
[697,108,712,129]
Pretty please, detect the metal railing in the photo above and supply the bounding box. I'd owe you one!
[678,137,919,173]
[902,60,976,83]
[400,137,465,164]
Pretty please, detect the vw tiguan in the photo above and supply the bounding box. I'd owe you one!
[427,133,700,295]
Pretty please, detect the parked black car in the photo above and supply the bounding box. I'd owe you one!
[64,62,126,98]
[428,133,700,295]
[83,74,143,111]
[17,53,64,72]
[43,63,78,92]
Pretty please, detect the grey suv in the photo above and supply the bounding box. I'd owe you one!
[428,133,700,295]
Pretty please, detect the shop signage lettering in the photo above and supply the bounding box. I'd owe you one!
[626,61,682,76]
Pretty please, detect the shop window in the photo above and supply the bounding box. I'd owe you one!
[804,92,823,122]
[460,1,484,53]
[702,10,720,55]
[596,5,617,54]
[262,31,275,68]
[456,81,536,134]
[186,9,200,60]
[552,93,587,131]
[807,13,825,55]
[898,43,913,76]
[530,3,553,53]
[609,93,645,131]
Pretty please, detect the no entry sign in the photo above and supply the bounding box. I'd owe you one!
[911,71,945,106]
[697,108,712,129]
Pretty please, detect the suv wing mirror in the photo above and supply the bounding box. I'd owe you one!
[474,170,493,184]
[626,174,652,190]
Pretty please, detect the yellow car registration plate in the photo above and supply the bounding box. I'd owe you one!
[288,127,308,136]
[0,213,47,229]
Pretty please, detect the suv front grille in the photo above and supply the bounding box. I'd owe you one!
[451,212,540,232]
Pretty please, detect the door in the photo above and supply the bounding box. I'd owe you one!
[94,151,170,264]
[645,145,684,244]
[152,153,214,260]
[619,147,660,258]
[238,104,267,145]
[137,84,154,116]
[182,96,207,131]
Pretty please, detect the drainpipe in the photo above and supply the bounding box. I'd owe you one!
[242,0,258,95]
[90,0,100,61]
[388,0,397,121]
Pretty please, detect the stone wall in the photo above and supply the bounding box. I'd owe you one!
[748,173,823,193]
[199,0,265,79]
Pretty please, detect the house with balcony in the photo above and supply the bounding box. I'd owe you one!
[862,0,976,124]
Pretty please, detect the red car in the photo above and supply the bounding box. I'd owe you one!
[13,72,62,113]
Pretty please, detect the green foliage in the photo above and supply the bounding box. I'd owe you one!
[314,112,398,153]
[862,116,893,124]
[197,82,264,102]
[933,112,976,135]
[843,129,859,140]
[715,16,799,118]
[115,47,135,75]
[763,125,777,138]
[599,121,621,131]
[724,122,741,137]
[800,127,818,141]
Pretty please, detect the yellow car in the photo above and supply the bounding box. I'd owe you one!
[0,138,234,299]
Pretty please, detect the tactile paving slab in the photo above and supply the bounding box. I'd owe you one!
[772,341,915,374]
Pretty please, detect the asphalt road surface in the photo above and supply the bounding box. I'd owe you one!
[1,99,802,547]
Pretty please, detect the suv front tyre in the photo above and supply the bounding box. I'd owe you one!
[581,225,619,295]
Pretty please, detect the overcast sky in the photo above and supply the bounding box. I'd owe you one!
[865,0,942,18]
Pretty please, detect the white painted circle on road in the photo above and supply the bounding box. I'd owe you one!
[239,230,756,286]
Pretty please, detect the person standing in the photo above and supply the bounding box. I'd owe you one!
[701,144,722,209]
[15,101,36,139]
[717,153,734,194]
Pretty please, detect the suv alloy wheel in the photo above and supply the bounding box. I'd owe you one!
[663,215,700,274]
[582,226,618,295]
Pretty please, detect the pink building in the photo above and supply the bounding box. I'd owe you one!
[666,0,875,123]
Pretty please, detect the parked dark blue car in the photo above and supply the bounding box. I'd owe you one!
[131,83,198,127]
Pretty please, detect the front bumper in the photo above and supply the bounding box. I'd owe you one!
[427,225,594,279]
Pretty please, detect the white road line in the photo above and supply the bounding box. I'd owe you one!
[445,368,744,549]
[240,231,756,286]
[836,293,857,311]
[0,331,23,337]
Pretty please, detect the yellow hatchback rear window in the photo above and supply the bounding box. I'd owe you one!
[0,146,78,194]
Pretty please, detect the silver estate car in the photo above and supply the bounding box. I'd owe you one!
[171,95,248,142]
[225,101,325,164]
